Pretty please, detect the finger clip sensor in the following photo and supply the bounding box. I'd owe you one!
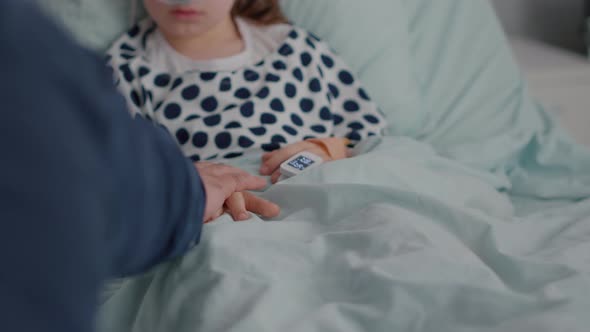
[279,151,324,179]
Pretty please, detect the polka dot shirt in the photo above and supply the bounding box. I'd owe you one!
[106,18,386,162]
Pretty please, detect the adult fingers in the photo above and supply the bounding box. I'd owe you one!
[243,192,281,218]
[205,207,224,223]
[224,192,250,221]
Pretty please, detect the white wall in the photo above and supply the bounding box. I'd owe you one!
[490,0,586,53]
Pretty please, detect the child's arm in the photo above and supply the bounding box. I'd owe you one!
[313,36,388,143]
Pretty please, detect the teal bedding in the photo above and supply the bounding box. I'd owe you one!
[99,136,590,332]
[96,0,590,330]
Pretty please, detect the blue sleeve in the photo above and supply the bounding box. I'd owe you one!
[0,2,204,332]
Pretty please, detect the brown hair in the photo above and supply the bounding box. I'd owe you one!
[232,0,288,25]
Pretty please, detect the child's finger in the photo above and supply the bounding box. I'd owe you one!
[262,152,273,162]
[225,192,250,221]
[271,169,281,183]
[243,192,281,218]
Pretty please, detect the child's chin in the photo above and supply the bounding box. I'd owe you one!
[163,21,207,38]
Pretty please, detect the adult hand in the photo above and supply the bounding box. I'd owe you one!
[195,162,279,222]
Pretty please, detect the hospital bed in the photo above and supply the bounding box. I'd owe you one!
[39,0,590,331]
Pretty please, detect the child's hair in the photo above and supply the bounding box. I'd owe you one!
[232,0,287,25]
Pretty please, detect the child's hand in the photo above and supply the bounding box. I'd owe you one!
[205,191,281,223]
[259,138,350,183]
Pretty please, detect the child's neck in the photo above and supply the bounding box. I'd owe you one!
[164,16,245,61]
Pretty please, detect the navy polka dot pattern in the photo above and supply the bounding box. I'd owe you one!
[328,84,340,98]
[343,100,360,112]
[107,20,386,161]
[250,127,267,136]
[225,121,242,129]
[319,107,332,121]
[200,72,217,81]
[271,134,287,144]
[244,70,260,82]
[311,125,327,134]
[154,74,171,87]
[291,113,304,127]
[317,65,324,78]
[240,102,254,117]
[120,43,136,53]
[130,90,142,107]
[309,78,322,93]
[321,55,334,68]
[338,70,354,85]
[261,113,277,124]
[127,25,140,38]
[234,88,251,99]
[279,44,294,56]
[171,77,183,90]
[201,96,218,112]
[215,132,232,149]
[256,87,270,99]
[292,68,304,82]
[220,77,232,91]
[282,125,298,136]
[347,131,362,142]
[176,128,190,144]
[273,60,287,70]
[164,103,181,119]
[262,143,280,152]
[364,115,380,124]
[204,114,221,126]
[119,64,134,82]
[138,66,151,77]
[300,52,312,67]
[285,83,297,98]
[239,136,255,148]
[358,88,370,101]
[270,99,285,112]
[300,98,314,113]
[192,131,208,148]
[185,114,200,121]
[265,73,280,82]
[181,85,199,101]
[223,104,237,112]
[348,122,365,130]
[224,152,244,159]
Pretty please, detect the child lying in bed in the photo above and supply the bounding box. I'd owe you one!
[107,0,386,221]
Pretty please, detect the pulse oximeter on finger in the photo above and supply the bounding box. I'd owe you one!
[279,151,324,179]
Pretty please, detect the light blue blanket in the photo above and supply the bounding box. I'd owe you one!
[95,0,590,329]
[98,129,590,331]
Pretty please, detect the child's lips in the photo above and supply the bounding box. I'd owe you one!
[170,8,203,19]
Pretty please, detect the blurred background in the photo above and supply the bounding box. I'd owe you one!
[491,0,588,54]
[490,0,590,146]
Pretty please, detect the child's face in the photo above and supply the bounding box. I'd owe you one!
[144,0,236,39]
